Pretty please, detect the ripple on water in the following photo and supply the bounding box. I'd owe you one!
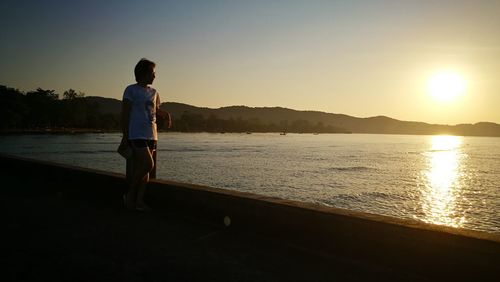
[0,133,498,233]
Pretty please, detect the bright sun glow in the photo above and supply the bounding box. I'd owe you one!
[427,71,466,102]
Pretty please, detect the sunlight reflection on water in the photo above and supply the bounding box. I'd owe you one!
[421,135,466,228]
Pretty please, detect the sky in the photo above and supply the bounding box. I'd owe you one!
[1,0,499,125]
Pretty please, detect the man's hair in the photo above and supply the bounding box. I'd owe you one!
[134,58,156,82]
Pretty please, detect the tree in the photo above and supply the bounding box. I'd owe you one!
[206,114,221,132]
[0,85,28,129]
[63,89,85,100]
[25,88,60,127]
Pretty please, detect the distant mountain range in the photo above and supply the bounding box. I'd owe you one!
[85,96,500,137]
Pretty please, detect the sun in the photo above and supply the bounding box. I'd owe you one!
[427,71,466,102]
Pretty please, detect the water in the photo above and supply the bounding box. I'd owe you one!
[1,132,499,233]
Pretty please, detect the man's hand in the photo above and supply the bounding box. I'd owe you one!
[165,112,172,129]
[157,109,172,129]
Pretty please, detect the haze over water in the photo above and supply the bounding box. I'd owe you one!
[1,132,498,233]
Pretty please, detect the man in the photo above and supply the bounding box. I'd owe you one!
[121,58,171,211]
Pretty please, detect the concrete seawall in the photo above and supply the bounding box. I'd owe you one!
[1,153,498,280]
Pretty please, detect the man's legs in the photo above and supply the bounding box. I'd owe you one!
[126,147,154,210]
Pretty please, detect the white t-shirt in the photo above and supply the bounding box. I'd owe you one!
[123,84,161,140]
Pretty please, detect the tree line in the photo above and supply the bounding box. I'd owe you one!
[171,112,348,133]
[0,85,119,131]
[0,85,348,133]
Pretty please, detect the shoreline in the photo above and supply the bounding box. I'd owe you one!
[4,128,500,137]
[0,128,108,135]
[0,128,351,135]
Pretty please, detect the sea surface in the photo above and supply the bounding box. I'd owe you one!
[1,132,499,233]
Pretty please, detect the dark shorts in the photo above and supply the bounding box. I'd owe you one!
[130,139,157,150]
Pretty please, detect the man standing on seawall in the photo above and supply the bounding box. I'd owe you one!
[121,58,171,211]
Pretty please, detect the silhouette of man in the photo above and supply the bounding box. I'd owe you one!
[121,58,171,211]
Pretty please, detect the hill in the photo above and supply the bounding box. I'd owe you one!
[83,96,122,115]
[159,102,500,136]
[81,98,500,136]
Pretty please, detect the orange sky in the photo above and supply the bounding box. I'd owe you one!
[1,0,499,124]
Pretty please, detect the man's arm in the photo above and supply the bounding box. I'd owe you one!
[121,99,131,138]
[156,94,171,129]
[157,108,172,129]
